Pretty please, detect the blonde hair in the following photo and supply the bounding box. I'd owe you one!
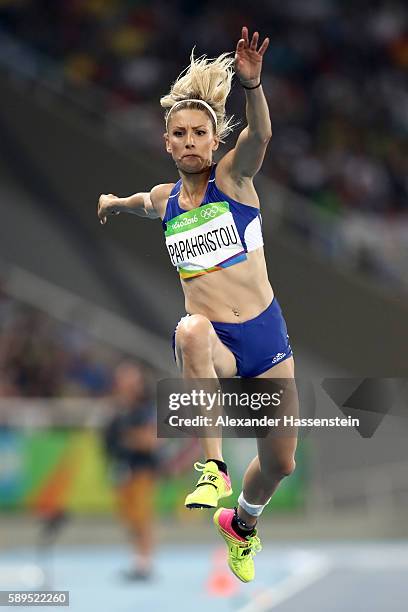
[160,50,237,142]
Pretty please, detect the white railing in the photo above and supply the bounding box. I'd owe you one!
[256,173,408,294]
[1,260,176,375]
[0,398,111,428]
[308,460,408,516]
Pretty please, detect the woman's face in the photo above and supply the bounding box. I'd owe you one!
[165,109,219,173]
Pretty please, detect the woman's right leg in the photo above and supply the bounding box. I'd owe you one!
[174,314,236,508]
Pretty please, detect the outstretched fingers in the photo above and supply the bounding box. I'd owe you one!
[236,38,245,53]
[258,37,270,56]
[242,25,249,45]
[240,27,269,56]
[250,31,259,50]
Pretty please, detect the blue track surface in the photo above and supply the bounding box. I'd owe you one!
[1,542,407,611]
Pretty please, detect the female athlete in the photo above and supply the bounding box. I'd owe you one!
[98,27,297,583]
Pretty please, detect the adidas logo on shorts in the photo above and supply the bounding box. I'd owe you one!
[271,352,286,365]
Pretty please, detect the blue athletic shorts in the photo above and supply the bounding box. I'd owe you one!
[172,297,293,377]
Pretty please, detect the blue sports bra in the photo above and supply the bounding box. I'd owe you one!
[162,164,263,279]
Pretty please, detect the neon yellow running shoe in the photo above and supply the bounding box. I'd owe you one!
[184,461,232,509]
[213,507,262,583]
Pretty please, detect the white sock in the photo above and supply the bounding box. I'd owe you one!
[238,492,271,517]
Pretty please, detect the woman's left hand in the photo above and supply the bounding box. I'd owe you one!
[234,26,269,88]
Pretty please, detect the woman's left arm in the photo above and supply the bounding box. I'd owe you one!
[222,27,271,179]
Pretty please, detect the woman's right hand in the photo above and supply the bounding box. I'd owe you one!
[97,193,122,225]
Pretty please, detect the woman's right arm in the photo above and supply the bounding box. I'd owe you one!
[97,183,172,224]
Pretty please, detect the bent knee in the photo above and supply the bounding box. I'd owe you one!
[175,314,214,357]
[261,458,296,480]
[280,459,296,478]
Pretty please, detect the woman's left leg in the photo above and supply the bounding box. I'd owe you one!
[212,356,298,583]
[237,356,298,528]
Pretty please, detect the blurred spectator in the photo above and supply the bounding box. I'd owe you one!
[0,284,116,397]
[66,346,111,396]
[103,360,158,581]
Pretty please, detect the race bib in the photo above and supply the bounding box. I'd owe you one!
[164,201,247,279]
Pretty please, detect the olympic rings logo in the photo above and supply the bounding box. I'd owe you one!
[200,205,220,220]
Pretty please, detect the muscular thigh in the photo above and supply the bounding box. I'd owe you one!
[174,316,237,378]
[257,355,295,379]
[212,333,238,377]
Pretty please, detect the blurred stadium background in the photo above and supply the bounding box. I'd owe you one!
[0,0,407,610]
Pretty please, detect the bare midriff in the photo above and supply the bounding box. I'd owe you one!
[181,247,274,323]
